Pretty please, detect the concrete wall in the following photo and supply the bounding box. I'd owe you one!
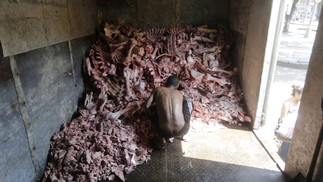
[285,9,323,180]
[0,1,97,181]
[229,0,252,76]
[314,153,323,182]
[97,0,229,28]
[0,35,95,182]
[0,50,36,182]
[229,0,278,129]
[0,0,97,57]
[237,0,273,125]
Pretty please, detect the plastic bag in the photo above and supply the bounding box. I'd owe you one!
[275,119,294,142]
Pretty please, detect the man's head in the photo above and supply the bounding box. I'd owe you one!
[165,75,179,88]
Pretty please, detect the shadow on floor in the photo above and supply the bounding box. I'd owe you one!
[107,126,289,182]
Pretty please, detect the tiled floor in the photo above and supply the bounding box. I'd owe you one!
[112,123,288,182]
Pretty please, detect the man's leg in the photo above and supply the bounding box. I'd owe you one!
[147,106,167,149]
[147,105,158,127]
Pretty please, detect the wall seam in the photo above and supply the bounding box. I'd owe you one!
[66,0,77,87]
[9,56,41,180]
[68,41,76,87]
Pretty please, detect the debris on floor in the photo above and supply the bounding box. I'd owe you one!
[42,21,251,181]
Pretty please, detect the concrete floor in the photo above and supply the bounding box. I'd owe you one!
[112,123,288,182]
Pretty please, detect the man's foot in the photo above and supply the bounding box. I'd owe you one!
[176,134,190,142]
[151,142,165,150]
[151,136,166,150]
[165,137,174,143]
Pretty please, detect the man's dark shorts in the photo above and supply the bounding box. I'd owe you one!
[148,99,193,139]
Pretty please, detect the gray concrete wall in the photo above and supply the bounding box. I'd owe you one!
[0,0,97,57]
[97,0,229,28]
[0,51,36,182]
[285,9,323,180]
[229,0,252,76]
[0,0,97,181]
[314,153,323,182]
[229,0,276,128]
[0,35,95,182]
[238,0,273,125]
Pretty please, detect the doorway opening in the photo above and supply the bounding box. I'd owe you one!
[254,0,321,170]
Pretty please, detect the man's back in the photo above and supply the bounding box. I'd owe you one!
[153,87,185,134]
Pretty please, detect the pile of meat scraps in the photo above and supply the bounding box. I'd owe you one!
[42,21,251,182]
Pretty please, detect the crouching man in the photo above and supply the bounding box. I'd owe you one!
[145,75,193,149]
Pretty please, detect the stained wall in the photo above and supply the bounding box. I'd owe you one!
[97,0,229,28]
[285,9,323,180]
[0,0,96,57]
[0,1,97,181]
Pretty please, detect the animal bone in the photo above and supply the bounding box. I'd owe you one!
[144,28,166,39]
[124,38,137,66]
[191,36,215,43]
[104,23,121,40]
[106,102,139,122]
[110,46,124,62]
[195,60,232,76]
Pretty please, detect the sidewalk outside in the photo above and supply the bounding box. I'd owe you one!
[277,20,319,69]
